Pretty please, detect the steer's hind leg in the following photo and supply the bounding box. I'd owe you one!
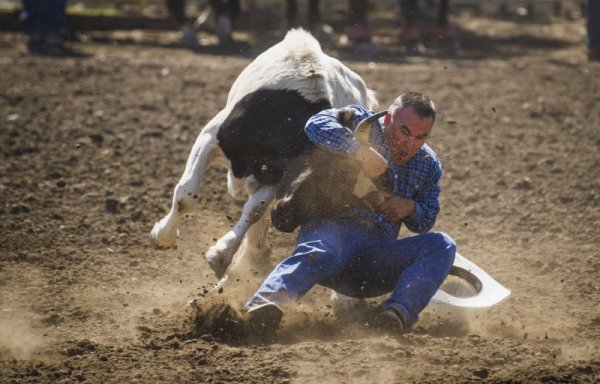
[150,117,226,248]
[205,185,277,278]
[235,211,273,276]
[208,213,272,300]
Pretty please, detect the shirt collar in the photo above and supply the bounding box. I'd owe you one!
[372,118,393,163]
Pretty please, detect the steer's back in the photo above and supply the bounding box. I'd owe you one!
[216,28,377,187]
[225,29,377,112]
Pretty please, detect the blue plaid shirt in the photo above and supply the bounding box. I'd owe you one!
[305,105,442,239]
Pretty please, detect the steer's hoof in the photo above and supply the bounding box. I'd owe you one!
[149,222,178,249]
[205,247,233,278]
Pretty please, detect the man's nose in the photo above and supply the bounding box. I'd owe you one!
[402,135,414,148]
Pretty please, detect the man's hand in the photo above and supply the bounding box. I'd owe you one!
[377,192,416,222]
[354,145,388,178]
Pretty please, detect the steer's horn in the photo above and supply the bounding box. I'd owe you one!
[355,110,388,145]
[431,252,511,308]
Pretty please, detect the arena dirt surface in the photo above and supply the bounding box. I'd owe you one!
[1,10,599,384]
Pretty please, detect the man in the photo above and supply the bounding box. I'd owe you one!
[245,92,456,336]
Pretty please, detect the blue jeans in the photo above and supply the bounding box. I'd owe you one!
[245,219,456,329]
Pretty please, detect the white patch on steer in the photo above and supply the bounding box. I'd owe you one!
[352,170,379,199]
[290,168,313,193]
[205,185,277,278]
[227,170,246,200]
[149,119,226,249]
[243,175,261,196]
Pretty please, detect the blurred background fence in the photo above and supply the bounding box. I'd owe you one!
[0,0,586,32]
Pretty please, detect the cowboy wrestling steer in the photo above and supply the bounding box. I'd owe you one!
[150,29,377,278]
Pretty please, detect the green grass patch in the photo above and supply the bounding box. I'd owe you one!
[67,6,122,17]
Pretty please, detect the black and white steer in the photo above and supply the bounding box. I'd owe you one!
[150,29,377,278]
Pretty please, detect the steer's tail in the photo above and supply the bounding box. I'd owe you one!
[279,28,332,104]
[366,88,379,110]
[282,28,323,55]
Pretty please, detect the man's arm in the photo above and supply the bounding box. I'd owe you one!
[403,165,441,233]
[305,105,388,178]
[378,166,441,233]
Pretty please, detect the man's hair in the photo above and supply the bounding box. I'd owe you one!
[388,92,436,122]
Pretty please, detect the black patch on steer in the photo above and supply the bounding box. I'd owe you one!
[217,89,331,185]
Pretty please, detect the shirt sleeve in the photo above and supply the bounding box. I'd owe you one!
[402,164,442,233]
[304,105,373,157]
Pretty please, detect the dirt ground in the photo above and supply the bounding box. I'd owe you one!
[1,8,599,384]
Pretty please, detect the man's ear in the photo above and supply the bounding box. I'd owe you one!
[383,112,391,128]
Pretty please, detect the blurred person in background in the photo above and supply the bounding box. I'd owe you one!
[345,0,371,43]
[398,0,451,42]
[343,1,456,52]
[20,0,69,55]
[587,0,600,61]
[396,0,455,53]
[167,0,240,46]
[193,0,325,43]
[191,0,240,44]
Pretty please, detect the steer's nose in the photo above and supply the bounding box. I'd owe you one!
[271,202,299,233]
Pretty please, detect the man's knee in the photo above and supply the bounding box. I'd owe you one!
[428,231,456,265]
[433,231,456,249]
[299,250,348,272]
[291,241,345,271]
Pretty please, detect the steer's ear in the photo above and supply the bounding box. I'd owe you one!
[338,109,355,129]
[355,110,387,145]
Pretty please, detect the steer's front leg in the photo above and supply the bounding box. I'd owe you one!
[205,185,277,278]
[150,112,227,249]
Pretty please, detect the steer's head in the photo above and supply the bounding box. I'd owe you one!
[270,164,315,233]
[271,150,365,232]
[271,110,388,233]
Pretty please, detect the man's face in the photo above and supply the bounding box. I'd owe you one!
[382,106,434,165]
